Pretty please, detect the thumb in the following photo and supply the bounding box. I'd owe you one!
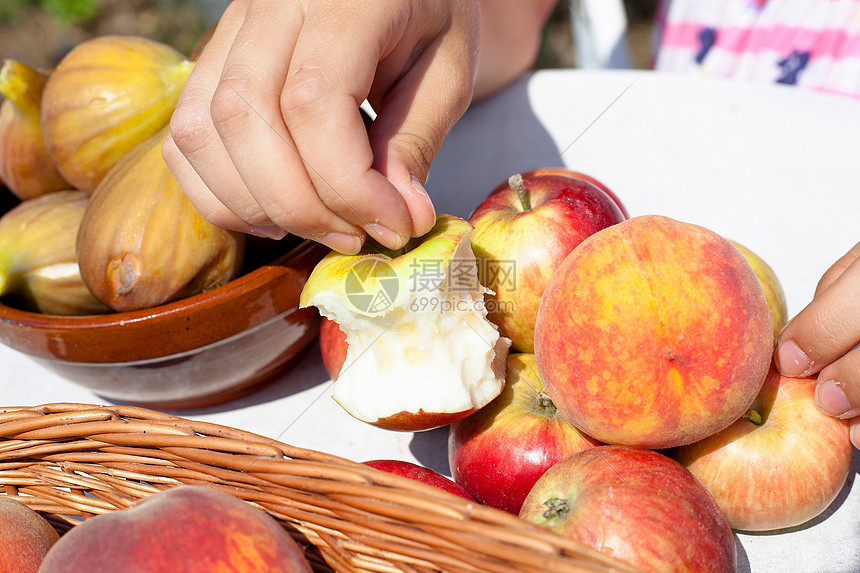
[368,37,477,238]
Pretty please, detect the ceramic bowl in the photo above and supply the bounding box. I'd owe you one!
[0,223,328,409]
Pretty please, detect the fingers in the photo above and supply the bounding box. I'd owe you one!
[814,241,860,297]
[776,242,860,438]
[169,0,370,253]
[167,0,475,252]
[167,1,259,234]
[775,252,860,379]
[211,0,379,252]
[814,347,860,419]
[367,2,479,237]
[851,419,859,450]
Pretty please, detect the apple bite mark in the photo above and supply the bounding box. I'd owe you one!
[300,214,510,432]
[534,215,773,450]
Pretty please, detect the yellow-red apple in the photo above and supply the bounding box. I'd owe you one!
[469,169,626,352]
[448,353,601,514]
[729,240,788,343]
[38,485,311,572]
[534,215,773,449]
[0,497,59,573]
[675,367,853,531]
[520,445,736,573]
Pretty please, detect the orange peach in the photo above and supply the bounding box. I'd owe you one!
[0,497,59,573]
[38,485,311,573]
[534,215,773,449]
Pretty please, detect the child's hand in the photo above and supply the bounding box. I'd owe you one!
[775,241,860,449]
[163,0,483,253]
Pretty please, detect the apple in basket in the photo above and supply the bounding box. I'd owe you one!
[534,215,773,449]
[0,497,60,573]
[448,353,601,515]
[675,367,853,532]
[38,485,312,573]
[519,445,736,573]
[300,214,510,432]
[468,169,626,353]
[363,459,475,500]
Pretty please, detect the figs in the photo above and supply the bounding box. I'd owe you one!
[0,59,70,200]
[0,190,109,315]
[77,127,245,312]
[41,35,194,194]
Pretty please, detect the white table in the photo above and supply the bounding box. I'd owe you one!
[3,69,859,573]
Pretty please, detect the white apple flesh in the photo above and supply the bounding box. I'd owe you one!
[300,214,510,432]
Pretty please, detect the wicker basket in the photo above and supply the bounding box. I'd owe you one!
[0,403,638,573]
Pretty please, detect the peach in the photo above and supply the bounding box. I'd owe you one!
[0,497,59,573]
[38,485,311,573]
[534,215,773,449]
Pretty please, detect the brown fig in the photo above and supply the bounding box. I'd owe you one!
[0,59,70,200]
[77,127,245,312]
[0,190,109,315]
[41,35,194,194]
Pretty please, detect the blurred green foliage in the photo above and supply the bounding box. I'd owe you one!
[0,0,98,25]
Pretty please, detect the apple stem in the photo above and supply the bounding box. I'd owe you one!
[744,408,763,426]
[508,174,531,211]
[542,497,570,520]
[536,392,557,416]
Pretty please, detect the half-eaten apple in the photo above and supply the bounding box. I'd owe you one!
[300,214,510,432]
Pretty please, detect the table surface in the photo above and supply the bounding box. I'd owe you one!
[3,68,859,573]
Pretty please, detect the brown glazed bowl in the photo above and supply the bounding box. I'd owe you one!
[0,230,328,409]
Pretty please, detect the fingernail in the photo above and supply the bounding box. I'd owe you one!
[410,175,434,209]
[775,339,812,377]
[365,224,406,250]
[249,225,287,240]
[315,232,362,254]
[815,379,852,417]
[410,175,437,236]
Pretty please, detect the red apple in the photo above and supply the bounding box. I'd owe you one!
[319,316,348,379]
[553,169,629,218]
[675,367,853,531]
[448,353,601,514]
[363,459,475,501]
[469,168,626,352]
[520,445,736,573]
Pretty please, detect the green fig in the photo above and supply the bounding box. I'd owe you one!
[0,59,70,200]
[77,127,245,312]
[41,35,194,194]
[0,190,109,315]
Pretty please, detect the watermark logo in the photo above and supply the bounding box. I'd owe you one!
[343,258,518,315]
[345,260,399,314]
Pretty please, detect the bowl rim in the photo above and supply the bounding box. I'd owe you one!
[0,239,327,363]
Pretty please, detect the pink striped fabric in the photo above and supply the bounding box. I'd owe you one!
[654,0,860,98]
